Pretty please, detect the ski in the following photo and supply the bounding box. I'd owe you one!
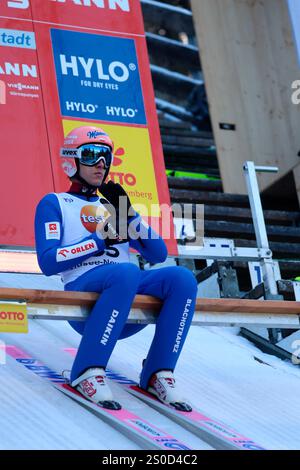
[119,384,265,451]
[64,348,265,450]
[6,344,191,451]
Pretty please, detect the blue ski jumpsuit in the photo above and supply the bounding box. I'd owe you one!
[35,190,197,389]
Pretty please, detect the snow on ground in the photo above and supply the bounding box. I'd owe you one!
[0,320,212,450]
[111,324,300,450]
[2,315,300,449]
[0,356,140,451]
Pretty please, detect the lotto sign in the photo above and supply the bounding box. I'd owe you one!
[0,302,28,333]
[63,119,160,215]
[51,29,146,124]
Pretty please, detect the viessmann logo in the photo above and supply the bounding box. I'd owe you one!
[0,62,37,78]
[0,63,38,103]
[6,1,130,11]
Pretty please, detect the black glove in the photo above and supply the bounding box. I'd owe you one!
[97,198,127,246]
[100,182,136,242]
[99,181,135,219]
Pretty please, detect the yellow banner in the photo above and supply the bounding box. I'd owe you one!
[62,120,160,216]
[0,302,28,333]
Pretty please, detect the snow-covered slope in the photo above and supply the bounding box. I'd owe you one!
[0,319,212,450]
[1,274,300,449]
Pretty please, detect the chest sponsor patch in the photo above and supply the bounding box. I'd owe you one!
[56,240,98,262]
[80,204,110,233]
[45,222,61,240]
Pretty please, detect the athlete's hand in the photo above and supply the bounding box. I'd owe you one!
[100,181,136,220]
[97,198,128,246]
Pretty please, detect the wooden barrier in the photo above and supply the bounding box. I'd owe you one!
[0,287,299,329]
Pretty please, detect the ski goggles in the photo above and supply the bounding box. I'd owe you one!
[60,144,113,168]
[78,144,113,168]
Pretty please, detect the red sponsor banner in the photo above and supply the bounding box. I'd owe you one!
[31,0,144,36]
[0,0,178,255]
[0,16,54,247]
[0,1,32,20]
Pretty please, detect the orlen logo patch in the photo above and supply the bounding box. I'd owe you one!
[56,240,98,262]
[80,205,110,233]
[45,221,61,240]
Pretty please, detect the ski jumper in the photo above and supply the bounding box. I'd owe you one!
[35,190,198,388]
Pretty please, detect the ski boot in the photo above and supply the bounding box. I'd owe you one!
[147,370,192,412]
[71,368,121,410]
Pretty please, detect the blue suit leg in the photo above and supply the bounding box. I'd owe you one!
[65,263,141,382]
[137,266,198,389]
